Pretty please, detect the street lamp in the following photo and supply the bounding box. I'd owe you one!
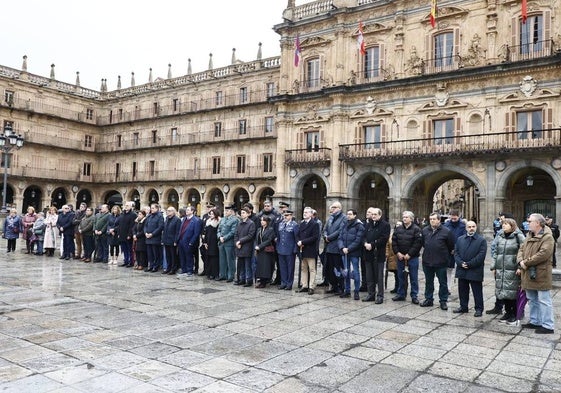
[0,124,24,213]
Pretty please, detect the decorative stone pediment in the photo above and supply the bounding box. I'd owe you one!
[300,36,331,48]
[419,98,468,112]
[426,110,459,119]
[295,104,330,123]
[422,6,469,24]
[353,22,392,36]
[499,87,559,103]
[350,107,394,119]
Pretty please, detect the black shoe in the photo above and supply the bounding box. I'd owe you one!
[359,285,367,293]
[198,272,206,276]
[390,288,397,294]
[278,285,286,290]
[474,310,483,317]
[234,281,243,286]
[317,281,328,287]
[411,298,419,305]
[161,270,169,274]
[119,263,128,267]
[440,302,448,311]
[354,292,360,300]
[535,327,554,334]
[392,296,405,301]
[521,322,541,329]
[453,307,468,314]
[485,307,502,315]
[308,289,314,295]
[420,300,433,307]
[498,314,510,323]
[297,287,309,293]
[375,297,383,304]
[243,281,253,287]
[226,279,233,283]
[362,295,375,302]
[339,292,351,298]
[271,279,281,285]
[326,288,338,294]
[59,256,66,260]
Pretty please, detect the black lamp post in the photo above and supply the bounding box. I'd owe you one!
[0,124,24,213]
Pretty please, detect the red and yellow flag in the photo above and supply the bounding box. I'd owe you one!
[430,0,437,28]
[521,0,528,24]
[357,21,366,56]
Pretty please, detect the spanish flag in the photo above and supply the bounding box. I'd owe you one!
[430,0,437,28]
[358,21,366,56]
[521,0,528,24]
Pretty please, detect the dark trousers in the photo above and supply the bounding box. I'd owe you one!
[120,239,133,265]
[62,233,75,258]
[458,278,484,312]
[422,264,448,302]
[95,234,109,262]
[178,243,195,274]
[326,252,343,291]
[147,244,162,270]
[83,235,95,259]
[503,298,516,319]
[365,260,385,299]
[164,245,178,272]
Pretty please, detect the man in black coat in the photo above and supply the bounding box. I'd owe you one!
[453,221,487,316]
[296,207,320,295]
[57,205,75,260]
[392,210,423,303]
[420,212,455,310]
[362,207,390,304]
[118,201,137,267]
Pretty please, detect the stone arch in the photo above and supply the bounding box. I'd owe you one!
[495,160,561,199]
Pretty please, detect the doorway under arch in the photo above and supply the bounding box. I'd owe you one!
[302,175,326,221]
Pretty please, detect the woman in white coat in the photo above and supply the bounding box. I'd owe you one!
[43,206,59,257]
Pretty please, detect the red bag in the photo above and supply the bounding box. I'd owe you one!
[264,245,275,253]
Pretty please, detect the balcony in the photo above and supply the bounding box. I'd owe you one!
[91,165,274,184]
[501,39,554,63]
[339,128,561,162]
[285,148,332,167]
[96,126,276,152]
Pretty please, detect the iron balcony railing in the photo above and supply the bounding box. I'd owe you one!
[339,128,561,162]
[285,147,332,167]
[501,39,554,62]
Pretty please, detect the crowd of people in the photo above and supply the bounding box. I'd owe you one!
[1,202,557,334]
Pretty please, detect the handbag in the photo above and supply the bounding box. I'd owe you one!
[264,245,275,253]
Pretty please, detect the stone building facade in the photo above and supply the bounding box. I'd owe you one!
[1,0,560,237]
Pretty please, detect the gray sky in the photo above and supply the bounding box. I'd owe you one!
[1,1,294,90]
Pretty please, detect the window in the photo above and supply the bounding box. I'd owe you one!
[517,110,543,139]
[133,132,139,146]
[152,130,158,143]
[240,87,248,104]
[172,98,179,112]
[364,46,380,79]
[212,157,221,175]
[149,160,155,176]
[109,110,113,124]
[0,153,12,169]
[215,91,223,106]
[239,119,247,135]
[306,131,320,152]
[117,135,122,147]
[364,125,381,149]
[236,155,246,174]
[134,105,140,119]
[214,122,222,137]
[433,119,454,144]
[132,161,137,178]
[171,127,178,143]
[306,58,321,88]
[86,108,94,120]
[266,82,275,98]
[115,163,121,180]
[153,102,159,115]
[263,154,273,173]
[434,32,454,68]
[84,135,93,148]
[4,90,14,106]
[83,162,91,176]
[265,116,274,133]
[520,15,543,54]
[119,108,123,120]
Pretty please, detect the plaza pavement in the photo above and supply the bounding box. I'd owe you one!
[0,245,560,393]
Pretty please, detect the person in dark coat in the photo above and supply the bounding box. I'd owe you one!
[296,207,320,295]
[78,207,95,262]
[93,205,110,263]
[392,210,423,303]
[490,218,525,323]
[72,203,87,259]
[3,209,22,253]
[132,210,147,270]
[202,208,221,280]
[57,204,76,260]
[254,216,276,288]
[107,205,121,264]
[420,212,455,310]
[144,203,164,272]
[337,209,365,300]
[162,206,181,274]
[454,220,488,317]
[118,201,137,267]
[276,210,299,290]
[362,207,391,304]
[443,209,466,295]
[234,207,257,286]
[323,202,346,294]
[177,206,202,276]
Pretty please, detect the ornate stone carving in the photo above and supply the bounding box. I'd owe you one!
[463,34,485,67]
[406,46,423,76]
[365,96,377,114]
[519,76,537,98]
